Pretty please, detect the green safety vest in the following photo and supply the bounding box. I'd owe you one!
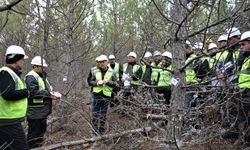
[0,66,27,119]
[26,70,51,107]
[93,68,113,97]
[158,65,172,86]
[123,63,140,84]
[239,58,250,89]
[151,62,162,83]
[185,54,198,84]
[108,63,120,80]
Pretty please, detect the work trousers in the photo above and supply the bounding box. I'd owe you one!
[27,118,47,149]
[91,94,110,135]
[0,123,29,150]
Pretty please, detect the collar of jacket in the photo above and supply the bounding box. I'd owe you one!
[6,65,22,76]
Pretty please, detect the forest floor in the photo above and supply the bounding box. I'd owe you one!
[39,91,243,150]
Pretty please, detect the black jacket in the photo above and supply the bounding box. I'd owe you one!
[25,71,52,119]
[125,62,142,81]
[0,66,28,126]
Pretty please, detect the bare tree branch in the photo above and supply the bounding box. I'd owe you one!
[0,0,22,12]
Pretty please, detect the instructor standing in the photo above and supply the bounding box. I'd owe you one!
[0,45,29,150]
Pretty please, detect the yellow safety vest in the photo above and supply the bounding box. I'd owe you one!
[0,66,27,119]
[158,65,172,86]
[151,62,162,83]
[93,68,113,97]
[26,70,51,107]
[123,63,140,84]
[108,63,120,80]
[185,54,198,84]
[239,58,250,89]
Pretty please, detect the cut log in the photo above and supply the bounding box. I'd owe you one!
[32,127,152,150]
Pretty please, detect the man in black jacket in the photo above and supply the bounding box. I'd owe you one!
[25,56,61,148]
[88,55,117,135]
[0,45,29,150]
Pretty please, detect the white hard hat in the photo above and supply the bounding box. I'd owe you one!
[144,51,152,58]
[95,56,100,61]
[153,51,161,56]
[5,45,28,59]
[108,54,115,59]
[208,43,218,50]
[162,51,172,59]
[227,27,241,38]
[193,42,203,49]
[127,52,137,58]
[98,54,108,61]
[31,56,48,67]
[217,34,228,42]
[186,40,191,45]
[240,31,250,41]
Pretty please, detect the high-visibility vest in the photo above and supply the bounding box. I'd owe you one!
[0,66,27,119]
[239,58,250,89]
[123,63,140,84]
[93,68,114,97]
[26,70,51,107]
[151,62,162,83]
[108,63,120,80]
[185,54,198,84]
[91,66,99,75]
[158,65,172,86]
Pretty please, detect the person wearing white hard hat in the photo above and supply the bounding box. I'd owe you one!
[193,42,204,56]
[151,51,162,85]
[0,45,29,150]
[141,51,153,85]
[122,51,142,86]
[108,54,122,107]
[208,43,218,55]
[217,34,228,49]
[221,27,242,84]
[88,54,117,135]
[108,54,122,81]
[157,51,172,104]
[152,50,162,67]
[25,56,61,148]
[222,31,250,144]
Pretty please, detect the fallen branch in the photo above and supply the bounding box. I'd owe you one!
[32,127,152,150]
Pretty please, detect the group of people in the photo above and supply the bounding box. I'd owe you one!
[0,45,61,150]
[87,27,250,146]
[1,26,250,149]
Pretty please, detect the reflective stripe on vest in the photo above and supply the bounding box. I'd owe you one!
[123,63,140,84]
[151,62,162,83]
[185,54,197,83]
[0,66,27,119]
[93,68,113,97]
[158,65,172,86]
[239,58,250,88]
[108,63,119,80]
[26,70,46,105]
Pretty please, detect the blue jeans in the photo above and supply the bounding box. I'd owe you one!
[91,94,110,134]
[184,93,195,108]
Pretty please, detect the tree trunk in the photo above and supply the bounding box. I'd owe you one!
[169,0,188,143]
